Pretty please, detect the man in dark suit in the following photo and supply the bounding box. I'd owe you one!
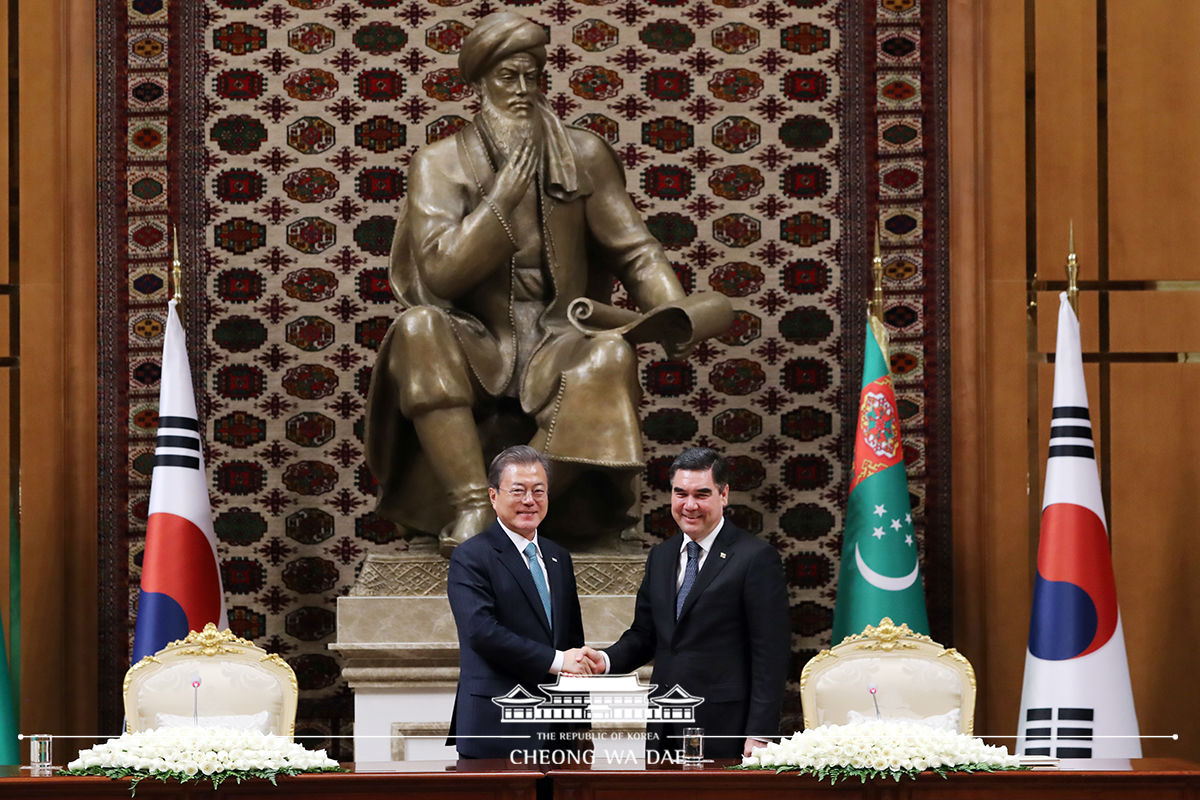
[447,445,594,759]
[585,447,790,759]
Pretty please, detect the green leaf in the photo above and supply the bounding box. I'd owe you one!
[56,764,346,796]
[725,761,1028,786]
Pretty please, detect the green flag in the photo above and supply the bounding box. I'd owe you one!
[832,317,929,643]
[0,617,15,764]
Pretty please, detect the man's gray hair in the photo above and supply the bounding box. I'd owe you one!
[487,445,551,489]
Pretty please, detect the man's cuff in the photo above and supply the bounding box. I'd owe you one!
[599,650,611,674]
[549,650,564,675]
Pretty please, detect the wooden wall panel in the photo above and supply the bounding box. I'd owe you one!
[0,0,9,672]
[1107,1,1200,280]
[949,0,1031,741]
[1109,292,1200,352]
[9,0,98,760]
[953,0,1200,763]
[1109,364,1200,757]
[1034,0,1098,284]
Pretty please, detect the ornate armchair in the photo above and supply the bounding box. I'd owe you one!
[800,617,976,734]
[123,624,298,738]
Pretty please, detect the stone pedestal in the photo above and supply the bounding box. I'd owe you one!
[331,552,648,760]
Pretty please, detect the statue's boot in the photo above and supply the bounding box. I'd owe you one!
[412,406,491,557]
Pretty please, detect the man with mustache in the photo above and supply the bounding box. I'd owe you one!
[366,12,696,554]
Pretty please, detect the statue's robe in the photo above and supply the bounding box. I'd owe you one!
[365,119,686,541]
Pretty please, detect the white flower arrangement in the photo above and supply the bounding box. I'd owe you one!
[63,726,341,793]
[734,720,1024,783]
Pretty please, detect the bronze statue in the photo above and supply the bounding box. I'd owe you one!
[365,12,731,555]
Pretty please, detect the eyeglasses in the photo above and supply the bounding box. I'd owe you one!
[504,486,547,500]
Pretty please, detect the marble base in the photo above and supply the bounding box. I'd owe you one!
[331,552,648,760]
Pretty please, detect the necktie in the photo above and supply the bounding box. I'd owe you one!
[524,541,552,627]
[676,540,701,619]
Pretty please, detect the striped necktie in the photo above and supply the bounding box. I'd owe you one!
[676,540,701,619]
[524,541,552,627]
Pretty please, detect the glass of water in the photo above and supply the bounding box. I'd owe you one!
[28,734,53,771]
[682,727,703,765]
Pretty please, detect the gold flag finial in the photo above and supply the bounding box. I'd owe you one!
[171,225,182,306]
[870,221,884,320]
[1065,220,1079,314]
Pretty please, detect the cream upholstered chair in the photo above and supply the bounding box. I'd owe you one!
[124,624,299,738]
[800,617,976,734]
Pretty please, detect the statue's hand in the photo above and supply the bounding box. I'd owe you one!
[489,138,538,213]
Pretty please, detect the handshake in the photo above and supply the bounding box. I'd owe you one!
[561,646,607,676]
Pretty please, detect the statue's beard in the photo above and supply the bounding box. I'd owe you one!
[480,96,542,159]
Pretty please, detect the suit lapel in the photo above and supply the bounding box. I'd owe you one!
[676,523,737,625]
[489,524,552,637]
[543,542,569,646]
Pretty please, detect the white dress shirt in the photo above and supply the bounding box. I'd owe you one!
[498,520,564,675]
[598,517,726,675]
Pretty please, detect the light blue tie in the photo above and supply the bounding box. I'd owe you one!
[676,540,701,619]
[524,541,552,627]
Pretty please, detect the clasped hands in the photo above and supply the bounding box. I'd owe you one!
[560,646,606,676]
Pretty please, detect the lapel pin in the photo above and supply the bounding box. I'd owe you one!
[551,557,558,562]
[720,552,727,559]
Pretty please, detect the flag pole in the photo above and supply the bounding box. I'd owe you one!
[171,226,183,309]
[1065,220,1079,315]
[871,222,883,320]
[870,221,888,352]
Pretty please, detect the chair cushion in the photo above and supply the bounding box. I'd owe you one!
[135,661,285,733]
[846,707,960,732]
[155,710,271,733]
[812,655,963,727]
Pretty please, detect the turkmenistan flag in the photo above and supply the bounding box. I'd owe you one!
[0,615,15,764]
[832,316,929,643]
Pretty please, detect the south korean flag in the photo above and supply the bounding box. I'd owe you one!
[1016,293,1141,759]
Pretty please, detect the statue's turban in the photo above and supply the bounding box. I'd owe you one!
[458,13,548,84]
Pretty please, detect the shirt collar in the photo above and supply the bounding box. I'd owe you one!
[680,516,724,554]
[498,519,539,555]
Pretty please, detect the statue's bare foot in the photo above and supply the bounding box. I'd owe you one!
[439,502,493,558]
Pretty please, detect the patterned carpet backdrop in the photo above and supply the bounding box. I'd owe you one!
[98,0,949,755]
